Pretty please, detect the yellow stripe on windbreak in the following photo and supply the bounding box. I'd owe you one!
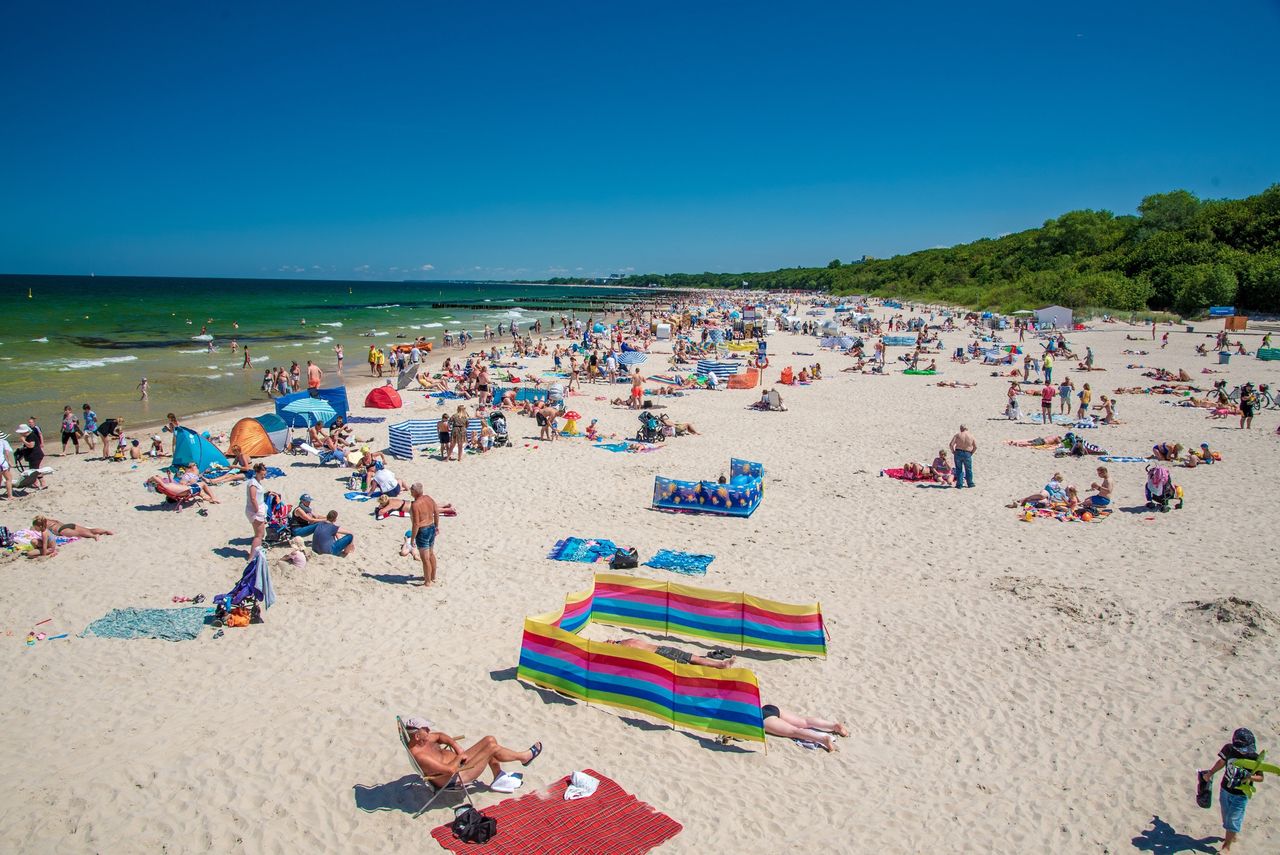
[743,594,821,617]
[668,581,743,605]
[595,572,668,592]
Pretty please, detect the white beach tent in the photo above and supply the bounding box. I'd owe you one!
[1034,305,1073,329]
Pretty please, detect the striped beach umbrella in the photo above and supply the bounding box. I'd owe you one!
[616,351,647,366]
[281,397,338,426]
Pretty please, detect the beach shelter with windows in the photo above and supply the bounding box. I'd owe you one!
[364,384,403,409]
[172,426,230,471]
[227,413,288,457]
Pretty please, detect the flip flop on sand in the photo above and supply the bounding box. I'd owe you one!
[522,742,542,766]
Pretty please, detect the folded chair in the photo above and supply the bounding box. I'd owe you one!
[396,716,478,817]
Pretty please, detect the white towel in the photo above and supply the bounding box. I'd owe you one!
[564,770,599,801]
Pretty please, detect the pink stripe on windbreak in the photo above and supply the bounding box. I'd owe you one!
[522,635,589,665]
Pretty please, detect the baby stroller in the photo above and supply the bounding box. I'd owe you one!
[1144,466,1184,512]
[489,411,509,448]
[263,492,295,546]
[636,411,665,443]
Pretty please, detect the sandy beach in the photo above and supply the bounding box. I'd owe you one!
[2,302,1278,854]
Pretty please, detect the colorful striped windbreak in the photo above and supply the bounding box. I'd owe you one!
[516,574,828,744]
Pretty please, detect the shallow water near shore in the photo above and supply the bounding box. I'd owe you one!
[0,275,647,426]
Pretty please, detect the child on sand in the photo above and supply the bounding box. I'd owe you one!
[1200,728,1268,853]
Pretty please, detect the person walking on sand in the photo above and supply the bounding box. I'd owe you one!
[410,483,440,587]
[1200,728,1268,854]
[0,430,15,500]
[948,424,977,489]
[448,405,468,462]
[245,462,268,555]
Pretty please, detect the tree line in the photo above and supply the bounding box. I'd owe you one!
[546,185,1279,316]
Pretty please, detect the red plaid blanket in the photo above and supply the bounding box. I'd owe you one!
[430,769,681,854]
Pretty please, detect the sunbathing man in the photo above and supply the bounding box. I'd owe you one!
[608,637,737,669]
[760,704,849,752]
[405,717,541,791]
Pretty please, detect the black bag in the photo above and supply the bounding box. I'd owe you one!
[610,547,639,570]
[0,526,12,549]
[452,807,497,844]
[1196,770,1213,809]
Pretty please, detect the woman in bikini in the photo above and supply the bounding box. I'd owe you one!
[32,515,114,541]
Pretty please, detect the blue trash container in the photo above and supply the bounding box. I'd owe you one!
[1219,351,1231,365]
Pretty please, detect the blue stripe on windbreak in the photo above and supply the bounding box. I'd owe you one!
[518,650,587,688]
[672,696,762,727]
[586,671,672,709]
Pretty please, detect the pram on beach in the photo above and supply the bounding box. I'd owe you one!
[636,411,665,443]
[1144,466,1184,512]
[488,411,510,448]
[262,492,294,546]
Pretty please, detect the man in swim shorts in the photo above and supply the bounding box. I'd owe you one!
[609,637,737,669]
[1084,466,1112,509]
[410,483,440,587]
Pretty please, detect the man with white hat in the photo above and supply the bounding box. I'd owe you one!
[403,717,541,794]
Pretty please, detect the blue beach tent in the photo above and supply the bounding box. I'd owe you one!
[171,426,229,471]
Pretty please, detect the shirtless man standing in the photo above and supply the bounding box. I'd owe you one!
[410,483,440,587]
[405,717,541,791]
[948,424,977,489]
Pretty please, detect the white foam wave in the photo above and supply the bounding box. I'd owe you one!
[448,320,462,325]
[177,348,207,354]
[320,322,343,327]
[317,336,333,343]
[423,323,443,328]
[32,337,49,343]
[191,334,213,341]
[55,355,140,371]
[366,303,401,309]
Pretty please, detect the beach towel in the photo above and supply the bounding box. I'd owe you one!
[1025,413,1076,426]
[344,491,375,501]
[643,550,715,576]
[880,468,936,482]
[593,442,663,454]
[427,391,464,400]
[343,415,386,424]
[1098,456,1146,463]
[1019,505,1112,524]
[429,769,681,855]
[548,537,618,563]
[81,607,210,641]
[3,528,77,553]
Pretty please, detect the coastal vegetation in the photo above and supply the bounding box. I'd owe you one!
[549,185,1280,316]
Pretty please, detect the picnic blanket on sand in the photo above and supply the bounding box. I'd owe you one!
[593,441,663,453]
[1098,455,1146,463]
[643,549,715,576]
[880,468,936,483]
[81,607,210,641]
[548,537,618,563]
[429,769,681,855]
[1020,505,1113,524]
[344,415,386,424]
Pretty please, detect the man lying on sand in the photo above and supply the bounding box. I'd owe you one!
[405,717,541,791]
[760,704,849,752]
[608,637,736,669]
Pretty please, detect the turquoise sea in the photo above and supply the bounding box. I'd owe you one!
[0,275,648,428]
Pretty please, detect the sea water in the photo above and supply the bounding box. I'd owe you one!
[0,275,646,426]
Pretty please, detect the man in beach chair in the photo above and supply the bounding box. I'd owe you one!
[400,716,541,801]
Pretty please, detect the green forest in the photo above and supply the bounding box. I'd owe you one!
[550,185,1280,316]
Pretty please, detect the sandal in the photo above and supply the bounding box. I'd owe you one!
[522,742,542,766]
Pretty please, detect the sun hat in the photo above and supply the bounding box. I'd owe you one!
[1232,727,1257,754]
[404,716,433,730]
[15,424,31,434]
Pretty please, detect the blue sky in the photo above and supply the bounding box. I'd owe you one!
[2,1,1277,280]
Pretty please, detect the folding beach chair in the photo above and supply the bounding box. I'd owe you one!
[297,442,344,465]
[396,716,478,817]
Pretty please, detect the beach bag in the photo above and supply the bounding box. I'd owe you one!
[0,526,12,549]
[610,547,639,570]
[452,807,497,844]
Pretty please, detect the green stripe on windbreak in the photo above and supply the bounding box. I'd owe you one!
[517,668,588,701]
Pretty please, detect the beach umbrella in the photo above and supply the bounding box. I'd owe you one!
[616,352,647,366]
[281,397,337,426]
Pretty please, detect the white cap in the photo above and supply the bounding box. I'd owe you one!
[404,716,433,730]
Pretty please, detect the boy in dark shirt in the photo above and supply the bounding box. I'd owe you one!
[1200,728,1265,852]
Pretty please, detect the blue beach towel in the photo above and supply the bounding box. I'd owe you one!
[428,391,464,400]
[643,550,715,576]
[344,491,375,501]
[344,416,386,424]
[81,607,211,642]
[547,537,618,563]
[1098,456,1146,463]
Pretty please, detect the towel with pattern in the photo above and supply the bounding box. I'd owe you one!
[547,537,618,563]
[643,549,715,576]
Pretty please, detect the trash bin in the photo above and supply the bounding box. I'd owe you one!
[1185,325,1194,333]
[1219,351,1231,365]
